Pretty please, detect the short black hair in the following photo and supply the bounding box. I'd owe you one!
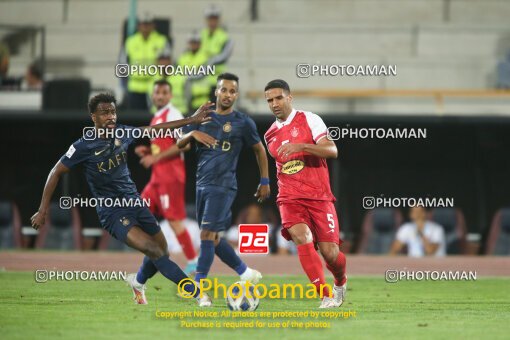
[88,93,116,114]
[264,79,290,93]
[153,79,172,92]
[217,72,239,85]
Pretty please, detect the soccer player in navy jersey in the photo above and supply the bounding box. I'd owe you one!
[30,93,214,306]
[177,73,270,306]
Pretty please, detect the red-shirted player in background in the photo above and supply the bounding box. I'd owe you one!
[263,79,347,308]
[135,80,198,275]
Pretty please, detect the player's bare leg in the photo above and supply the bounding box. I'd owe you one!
[125,226,209,306]
[318,242,347,307]
[288,223,332,306]
[168,219,198,275]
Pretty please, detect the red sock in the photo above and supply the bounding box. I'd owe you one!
[176,230,197,260]
[297,242,330,298]
[326,251,347,286]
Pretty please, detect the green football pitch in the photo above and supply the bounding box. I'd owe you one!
[1,272,509,339]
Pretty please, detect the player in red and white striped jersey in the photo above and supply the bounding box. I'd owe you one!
[263,79,347,308]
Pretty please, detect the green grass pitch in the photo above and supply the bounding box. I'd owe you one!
[1,272,509,339]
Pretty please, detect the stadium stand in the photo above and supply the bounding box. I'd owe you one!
[0,201,23,249]
[2,0,510,114]
[485,208,510,255]
[358,208,403,254]
[429,208,467,255]
[42,78,91,110]
[35,202,82,250]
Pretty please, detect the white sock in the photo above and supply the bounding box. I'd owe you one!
[239,267,253,281]
[134,277,144,287]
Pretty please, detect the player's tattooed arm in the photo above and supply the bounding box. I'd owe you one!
[177,130,217,149]
[31,161,70,230]
[252,142,271,202]
[277,137,338,159]
[139,102,215,132]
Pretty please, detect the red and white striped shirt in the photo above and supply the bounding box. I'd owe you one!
[264,109,335,203]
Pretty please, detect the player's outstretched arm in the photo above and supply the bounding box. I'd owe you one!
[277,137,338,159]
[252,142,271,202]
[31,161,70,230]
[140,102,215,132]
[177,131,217,149]
[139,144,190,168]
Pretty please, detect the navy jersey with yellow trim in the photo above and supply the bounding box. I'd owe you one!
[183,110,260,190]
[60,124,140,214]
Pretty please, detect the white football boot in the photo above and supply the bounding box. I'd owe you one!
[197,292,212,307]
[319,296,339,308]
[126,273,148,305]
[332,279,347,307]
[240,268,263,284]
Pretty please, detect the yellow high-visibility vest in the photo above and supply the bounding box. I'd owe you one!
[200,27,229,61]
[125,31,168,93]
[178,50,211,111]
[200,27,229,83]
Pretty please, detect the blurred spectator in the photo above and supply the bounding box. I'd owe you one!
[21,60,43,91]
[119,13,171,110]
[390,206,446,257]
[179,31,210,113]
[0,42,9,81]
[147,54,186,114]
[200,4,233,100]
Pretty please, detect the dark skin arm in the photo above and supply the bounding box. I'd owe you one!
[139,144,191,168]
[140,102,214,132]
[277,136,338,160]
[252,142,270,202]
[177,130,217,149]
[31,161,70,230]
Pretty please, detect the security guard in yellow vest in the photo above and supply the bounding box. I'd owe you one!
[147,54,187,114]
[200,5,233,98]
[178,32,211,113]
[120,14,171,110]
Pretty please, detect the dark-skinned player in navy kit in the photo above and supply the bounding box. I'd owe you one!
[31,93,215,306]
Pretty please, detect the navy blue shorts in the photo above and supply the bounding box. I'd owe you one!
[196,186,237,232]
[99,207,161,243]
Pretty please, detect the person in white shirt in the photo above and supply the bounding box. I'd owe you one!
[390,206,446,257]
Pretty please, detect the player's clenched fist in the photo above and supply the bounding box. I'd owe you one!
[30,211,46,230]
